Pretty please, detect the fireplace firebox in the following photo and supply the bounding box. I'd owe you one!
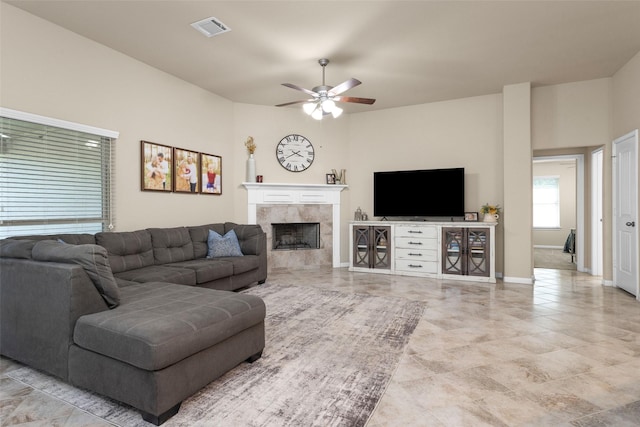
[272,223,320,250]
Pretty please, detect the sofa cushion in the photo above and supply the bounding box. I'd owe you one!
[188,223,226,259]
[0,239,37,259]
[73,282,266,371]
[221,254,260,275]
[207,229,243,258]
[31,240,121,308]
[96,230,154,274]
[165,258,234,284]
[148,227,195,264]
[113,266,196,286]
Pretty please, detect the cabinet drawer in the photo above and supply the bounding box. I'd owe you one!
[395,225,438,239]
[395,248,438,262]
[395,236,438,250]
[395,259,438,273]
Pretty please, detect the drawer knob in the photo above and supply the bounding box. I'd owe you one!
[408,253,422,256]
[408,241,423,245]
[408,264,422,268]
[408,230,423,234]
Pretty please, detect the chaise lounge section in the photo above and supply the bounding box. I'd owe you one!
[0,222,268,424]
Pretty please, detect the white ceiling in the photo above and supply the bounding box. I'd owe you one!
[6,0,640,114]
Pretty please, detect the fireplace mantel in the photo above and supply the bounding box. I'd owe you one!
[243,183,347,268]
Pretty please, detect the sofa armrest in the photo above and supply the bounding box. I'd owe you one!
[0,258,109,380]
[225,223,266,256]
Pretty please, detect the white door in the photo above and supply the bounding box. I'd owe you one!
[613,130,639,297]
[591,149,603,276]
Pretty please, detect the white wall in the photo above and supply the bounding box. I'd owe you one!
[532,78,612,150]
[1,4,236,231]
[613,51,640,137]
[348,94,505,272]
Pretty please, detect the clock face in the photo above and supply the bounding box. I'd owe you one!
[276,134,315,172]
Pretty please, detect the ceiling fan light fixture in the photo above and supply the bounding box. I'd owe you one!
[321,99,335,113]
[311,106,323,120]
[303,102,316,115]
[277,58,375,118]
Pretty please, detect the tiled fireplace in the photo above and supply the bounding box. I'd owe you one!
[243,183,347,270]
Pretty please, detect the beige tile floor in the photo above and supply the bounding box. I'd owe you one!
[1,267,639,426]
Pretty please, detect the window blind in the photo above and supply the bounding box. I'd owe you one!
[0,114,116,239]
[533,176,560,228]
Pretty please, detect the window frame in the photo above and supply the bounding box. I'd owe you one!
[533,175,561,229]
[0,108,119,238]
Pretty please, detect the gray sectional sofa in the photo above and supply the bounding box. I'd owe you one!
[0,222,268,425]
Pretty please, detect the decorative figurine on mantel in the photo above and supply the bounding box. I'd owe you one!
[245,136,256,182]
[332,169,346,185]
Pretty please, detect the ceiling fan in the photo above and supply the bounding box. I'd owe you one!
[276,58,376,119]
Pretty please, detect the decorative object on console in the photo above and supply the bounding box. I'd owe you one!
[141,140,173,192]
[200,152,222,195]
[331,168,346,185]
[245,136,256,182]
[276,134,314,172]
[480,203,501,223]
[354,207,363,221]
[275,58,376,120]
[464,212,479,221]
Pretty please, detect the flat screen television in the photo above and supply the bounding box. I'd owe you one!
[373,168,465,219]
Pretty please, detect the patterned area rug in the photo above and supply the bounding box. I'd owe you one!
[7,283,425,426]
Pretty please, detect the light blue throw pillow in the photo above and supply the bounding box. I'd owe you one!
[207,229,244,258]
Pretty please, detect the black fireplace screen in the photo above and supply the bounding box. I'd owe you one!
[272,222,320,250]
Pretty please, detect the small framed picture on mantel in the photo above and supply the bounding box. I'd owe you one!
[464,212,479,222]
[326,173,336,184]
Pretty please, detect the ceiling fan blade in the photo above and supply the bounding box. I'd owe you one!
[275,99,315,107]
[334,96,376,105]
[328,78,361,96]
[282,83,317,97]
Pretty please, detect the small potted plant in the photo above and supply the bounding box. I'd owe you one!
[480,203,501,223]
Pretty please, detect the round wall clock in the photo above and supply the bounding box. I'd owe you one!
[276,134,315,172]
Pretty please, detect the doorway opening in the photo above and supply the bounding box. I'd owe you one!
[532,154,585,272]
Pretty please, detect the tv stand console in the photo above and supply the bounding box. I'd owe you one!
[349,220,496,283]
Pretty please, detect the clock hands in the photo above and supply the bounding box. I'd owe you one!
[286,150,303,159]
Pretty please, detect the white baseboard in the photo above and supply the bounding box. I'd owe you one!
[503,276,534,285]
[534,245,564,250]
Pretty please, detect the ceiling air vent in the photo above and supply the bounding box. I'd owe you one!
[191,16,231,37]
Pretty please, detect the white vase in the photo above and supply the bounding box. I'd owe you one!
[246,154,256,182]
[483,213,499,223]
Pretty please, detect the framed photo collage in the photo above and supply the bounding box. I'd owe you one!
[141,141,222,195]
